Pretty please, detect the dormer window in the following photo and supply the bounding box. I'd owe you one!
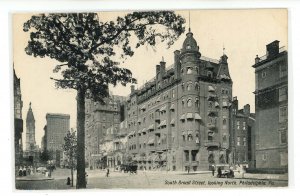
[186,45,191,49]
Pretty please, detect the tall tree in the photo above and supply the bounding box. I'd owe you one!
[23,11,185,188]
[62,129,77,187]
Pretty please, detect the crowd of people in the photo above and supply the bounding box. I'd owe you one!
[18,165,35,176]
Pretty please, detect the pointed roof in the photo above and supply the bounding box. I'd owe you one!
[26,102,35,122]
[181,29,199,53]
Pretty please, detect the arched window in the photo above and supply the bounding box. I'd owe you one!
[182,99,185,108]
[188,134,193,141]
[187,67,193,74]
[187,98,192,107]
[195,98,199,108]
[223,119,227,125]
[187,83,192,91]
[182,82,185,91]
[182,135,186,141]
[195,82,199,91]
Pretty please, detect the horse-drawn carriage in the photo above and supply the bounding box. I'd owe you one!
[120,163,138,174]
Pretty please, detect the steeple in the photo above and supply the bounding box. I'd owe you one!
[26,102,35,122]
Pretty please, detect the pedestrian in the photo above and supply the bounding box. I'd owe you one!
[85,172,88,186]
[217,167,222,178]
[106,168,110,177]
[18,167,23,176]
[211,165,215,176]
[66,177,71,185]
[22,167,27,176]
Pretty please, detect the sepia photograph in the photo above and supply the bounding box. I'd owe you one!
[12,8,288,189]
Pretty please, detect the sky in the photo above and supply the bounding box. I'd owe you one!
[13,9,287,149]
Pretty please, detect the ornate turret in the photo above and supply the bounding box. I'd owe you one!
[181,29,200,53]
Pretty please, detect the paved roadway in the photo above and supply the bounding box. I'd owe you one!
[15,168,288,190]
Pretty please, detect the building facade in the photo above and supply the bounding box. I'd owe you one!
[253,40,288,172]
[23,102,39,165]
[14,69,23,173]
[85,95,126,169]
[230,97,256,168]
[45,113,70,166]
[125,30,233,171]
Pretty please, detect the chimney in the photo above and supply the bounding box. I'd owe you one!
[243,104,250,117]
[156,64,161,80]
[174,50,181,79]
[266,40,280,59]
[130,85,135,93]
[255,55,260,64]
[160,58,166,78]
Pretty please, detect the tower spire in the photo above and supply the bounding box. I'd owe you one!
[188,11,191,32]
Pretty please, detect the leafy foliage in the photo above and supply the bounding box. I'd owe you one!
[62,129,77,169]
[23,12,185,102]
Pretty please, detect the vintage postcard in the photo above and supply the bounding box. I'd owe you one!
[13,9,288,189]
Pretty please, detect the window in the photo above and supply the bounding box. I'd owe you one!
[195,82,199,91]
[182,99,185,108]
[243,137,247,146]
[207,71,213,78]
[187,99,192,107]
[182,83,185,91]
[208,101,213,108]
[172,89,175,98]
[184,150,189,161]
[187,67,193,74]
[195,98,199,108]
[243,122,246,130]
[182,134,186,141]
[280,64,287,78]
[222,134,227,142]
[187,82,192,91]
[188,134,193,141]
[237,121,240,129]
[237,137,240,146]
[223,118,227,125]
[191,150,197,161]
[279,106,288,122]
[280,131,287,144]
[279,86,288,102]
[262,71,267,78]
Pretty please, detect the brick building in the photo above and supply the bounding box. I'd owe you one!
[253,40,288,172]
[125,29,233,171]
[14,68,23,173]
[230,97,256,168]
[85,95,126,169]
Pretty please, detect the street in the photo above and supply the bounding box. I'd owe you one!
[15,168,288,189]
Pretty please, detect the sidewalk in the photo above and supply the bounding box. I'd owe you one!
[16,173,53,181]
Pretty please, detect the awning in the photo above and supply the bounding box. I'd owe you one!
[186,113,194,119]
[208,85,215,92]
[182,131,186,135]
[138,129,142,134]
[161,153,167,161]
[195,113,202,120]
[141,105,146,110]
[180,114,186,121]
[170,103,175,111]
[160,105,167,112]
[156,96,161,102]
[148,137,155,144]
[148,124,154,130]
[160,120,167,127]
[137,118,141,123]
[215,102,220,107]
[170,119,175,125]
[223,101,228,107]
[141,128,146,133]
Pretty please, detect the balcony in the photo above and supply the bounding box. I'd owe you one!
[204,140,220,147]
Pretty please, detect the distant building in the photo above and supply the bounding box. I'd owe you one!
[45,113,70,167]
[253,40,288,172]
[85,95,126,169]
[230,97,256,168]
[125,29,233,171]
[23,102,39,165]
[14,69,23,173]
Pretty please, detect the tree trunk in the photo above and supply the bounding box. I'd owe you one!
[76,87,86,188]
[71,166,74,187]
